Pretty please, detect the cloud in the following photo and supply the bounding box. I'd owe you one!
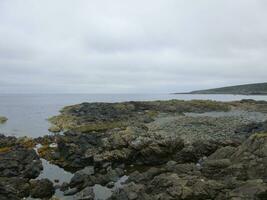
[0,0,267,93]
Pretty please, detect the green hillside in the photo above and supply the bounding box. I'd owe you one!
[189,82,267,95]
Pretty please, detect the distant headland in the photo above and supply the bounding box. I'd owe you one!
[176,82,267,95]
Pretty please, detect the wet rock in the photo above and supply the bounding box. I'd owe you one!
[64,187,79,196]
[235,121,267,137]
[60,182,69,191]
[30,179,55,199]
[70,166,125,192]
[107,181,115,188]
[69,172,88,189]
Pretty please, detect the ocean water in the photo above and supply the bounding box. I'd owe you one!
[0,93,267,137]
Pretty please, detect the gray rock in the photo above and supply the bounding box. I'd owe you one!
[64,187,79,196]
[74,186,95,200]
[30,179,55,199]
[77,166,95,176]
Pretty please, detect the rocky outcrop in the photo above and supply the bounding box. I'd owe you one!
[39,125,184,171]
[35,100,267,199]
[30,179,55,198]
[0,134,47,199]
[110,132,267,200]
[1,100,267,199]
[0,145,42,178]
[48,100,230,132]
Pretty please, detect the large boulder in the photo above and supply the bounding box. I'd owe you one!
[73,186,95,200]
[0,177,30,200]
[30,179,55,199]
[175,140,238,164]
[229,133,267,180]
[203,132,267,181]
[0,145,42,178]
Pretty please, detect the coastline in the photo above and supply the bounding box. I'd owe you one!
[1,98,267,199]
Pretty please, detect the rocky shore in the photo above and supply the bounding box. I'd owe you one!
[0,99,267,199]
[0,135,55,199]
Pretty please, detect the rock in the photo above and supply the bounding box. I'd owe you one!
[64,187,79,196]
[0,135,44,199]
[107,181,115,188]
[0,145,42,178]
[69,166,125,192]
[175,140,222,164]
[201,159,232,179]
[0,177,30,199]
[208,146,237,160]
[48,125,61,133]
[78,166,95,176]
[229,132,267,180]
[0,182,20,200]
[60,182,69,191]
[226,180,267,199]
[30,179,55,199]
[235,121,267,137]
[0,134,16,148]
[74,186,95,200]
[69,172,88,189]
[110,182,148,200]
[110,130,267,199]
[0,116,8,124]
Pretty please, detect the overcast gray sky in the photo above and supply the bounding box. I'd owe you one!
[0,0,267,93]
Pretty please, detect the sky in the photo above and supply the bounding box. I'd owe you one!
[0,0,267,93]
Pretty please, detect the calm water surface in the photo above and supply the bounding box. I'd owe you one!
[0,93,267,137]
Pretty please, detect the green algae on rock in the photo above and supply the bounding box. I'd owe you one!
[48,100,230,133]
[0,116,8,124]
[48,125,61,133]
